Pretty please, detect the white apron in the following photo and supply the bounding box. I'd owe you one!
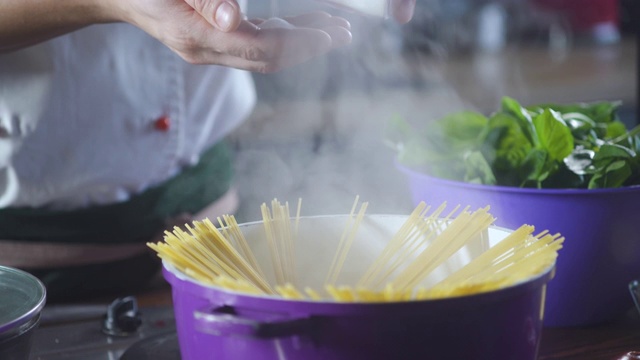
[0,18,255,210]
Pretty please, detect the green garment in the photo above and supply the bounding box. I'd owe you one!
[0,142,234,302]
[0,141,233,244]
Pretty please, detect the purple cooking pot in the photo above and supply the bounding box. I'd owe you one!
[399,164,640,327]
[163,215,554,360]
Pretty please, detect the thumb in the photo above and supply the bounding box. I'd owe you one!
[183,0,243,32]
[390,0,416,24]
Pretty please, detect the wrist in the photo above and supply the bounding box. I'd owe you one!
[78,0,127,24]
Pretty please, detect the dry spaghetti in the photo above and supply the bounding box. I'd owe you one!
[148,198,563,302]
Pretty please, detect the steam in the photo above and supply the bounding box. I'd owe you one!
[231,2,474,221]
[233,0,576,221]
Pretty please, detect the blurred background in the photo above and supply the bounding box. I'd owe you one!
[230,0,638,220]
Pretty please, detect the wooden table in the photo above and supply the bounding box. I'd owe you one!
[128,277,640,360]
[540,319,640,359]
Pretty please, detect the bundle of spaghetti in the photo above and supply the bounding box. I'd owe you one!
[148,217,274,294]
[325,196,369,285]
[357,202,455,290]
[148,198,562,304]
[416,229,563,299]
[428,225,538,287]
[357,205,496,293]
[261,199,300,286]
[216,214,267,282]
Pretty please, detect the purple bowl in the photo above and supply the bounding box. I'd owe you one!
[398,164,640,327]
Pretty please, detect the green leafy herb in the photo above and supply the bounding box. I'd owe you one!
[391,97,640,189]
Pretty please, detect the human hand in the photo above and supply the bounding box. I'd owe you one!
[389,0,416,24]
[117,0,352,72]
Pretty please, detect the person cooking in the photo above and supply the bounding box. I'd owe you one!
[0,0,416,302]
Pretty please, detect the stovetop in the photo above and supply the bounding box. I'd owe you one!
[120,332,181,360]
[30,301,180,360]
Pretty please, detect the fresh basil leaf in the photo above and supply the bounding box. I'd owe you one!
[562,112,596,129]
[605,121,628,139]
[519,149,549,185]
[530,101,622,124]
[532,109,574,161]
[585,101,622,123]
[593,143,635,163]
[562,112,596,140]
[485,113,533,169]
[434,111,488,151]
[500,97,538,146]
[463,151,496,185]
[588,160,632,189]
[610,124,640,150]
[573,132,600,150]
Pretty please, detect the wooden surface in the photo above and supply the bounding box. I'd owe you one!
[540,321,640,359]
[431,37,637,113]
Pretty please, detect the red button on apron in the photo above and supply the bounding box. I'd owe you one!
[154,116,171,131]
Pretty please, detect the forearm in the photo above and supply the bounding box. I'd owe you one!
[0,0,120,52]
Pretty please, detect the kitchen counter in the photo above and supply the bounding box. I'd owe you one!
[540,319,640,359]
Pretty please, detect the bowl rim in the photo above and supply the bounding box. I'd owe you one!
[0,266,46,335]
[397,162,640,195]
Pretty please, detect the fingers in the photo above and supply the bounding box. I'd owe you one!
[255,13,352,50]
[283,12,351,32]
[170,9,351,72]
[260,12,351,50]
[188,19,347,72]
[236,24,333,71]
[319,25,352,49]
[183,0,243,32]
[390,0,416,24]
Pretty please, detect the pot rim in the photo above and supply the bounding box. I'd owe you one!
[0,266,46,334]
[396,162,640,195]
[164,261,554,310]
[162,214,555,313]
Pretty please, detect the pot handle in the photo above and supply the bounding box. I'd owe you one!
[193,305,311,339]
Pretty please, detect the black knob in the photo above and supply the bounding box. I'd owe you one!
[102,296,142,336]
